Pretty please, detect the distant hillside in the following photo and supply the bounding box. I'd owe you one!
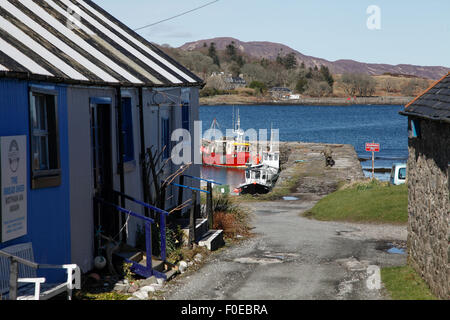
[180,37,449,80]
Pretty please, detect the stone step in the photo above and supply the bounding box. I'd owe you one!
[114,248,168,273]
[198,229,224,251]
[179,218,209,244]
[136,256,166,272]
[163,269,178,281]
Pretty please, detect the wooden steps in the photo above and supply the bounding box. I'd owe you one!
[113,245,176,279]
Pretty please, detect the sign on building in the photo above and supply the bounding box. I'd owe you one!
[1,135,27,242]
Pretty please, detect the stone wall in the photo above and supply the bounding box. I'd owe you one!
[407,119,450,299]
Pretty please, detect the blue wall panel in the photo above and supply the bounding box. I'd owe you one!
[0,79,71,283]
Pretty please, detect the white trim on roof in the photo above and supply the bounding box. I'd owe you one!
[76,0,197,83]
[59,0,183,84]
[23,0,143,84]
[0,37,53,76]
[46,0,162,84]
[0,0,200,86]
[45,0,161,84]
[1,1,118,83]
[0,16,88,80]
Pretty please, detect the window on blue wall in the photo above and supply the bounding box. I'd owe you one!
[161,117,170,160]
[120,97,135,163]
[29,89,61,189]
[182,102,190,131]
[409,118,421,138]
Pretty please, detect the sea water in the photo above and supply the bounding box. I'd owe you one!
[200,104,408,188]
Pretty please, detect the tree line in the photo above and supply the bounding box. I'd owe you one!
[159,42,430,98]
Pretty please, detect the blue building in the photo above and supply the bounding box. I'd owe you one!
[0,0,203,283]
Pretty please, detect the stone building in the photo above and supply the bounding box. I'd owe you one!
[399,73,450,299]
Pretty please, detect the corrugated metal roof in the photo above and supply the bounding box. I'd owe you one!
[0,0,203,87]
[401,73,450,122]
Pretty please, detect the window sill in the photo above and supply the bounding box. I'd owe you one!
[117,160,136,174]
[124,160,136,173]
[31,171,61,189]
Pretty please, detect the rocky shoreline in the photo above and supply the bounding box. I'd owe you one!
[200,95,413,106]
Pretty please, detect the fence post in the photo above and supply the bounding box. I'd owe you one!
[9,257,18,300]
[160,214,166,261]
[194,191,200,220]
[207,182,213,229]
[159,183,166,211]
[145,222,153,275]
[189,190,197,248]
[177,175,184,217]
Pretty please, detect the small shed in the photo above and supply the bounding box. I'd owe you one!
[399,72,450,299]
[0,0,203,281]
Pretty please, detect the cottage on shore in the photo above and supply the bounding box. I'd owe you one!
[399,73,450,299]
[0,0,203,282]
[268,87,292,100]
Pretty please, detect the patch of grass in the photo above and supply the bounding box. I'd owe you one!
[74,291,131,301]
[381,266,437,300]
[303,179,408,223]
[167,245,210,265]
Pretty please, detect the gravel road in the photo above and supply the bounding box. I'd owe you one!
[161,199,406,300]
[160,143,407,300]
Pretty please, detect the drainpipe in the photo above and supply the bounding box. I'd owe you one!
[116,87,126,241]
[139,87,150,217]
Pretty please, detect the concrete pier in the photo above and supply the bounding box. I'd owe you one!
[271,142,365,200]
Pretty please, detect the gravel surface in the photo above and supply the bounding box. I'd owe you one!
[159,143,407,300]
[160,201,406,300]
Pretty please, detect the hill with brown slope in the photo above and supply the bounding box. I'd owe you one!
[179,37,449,80]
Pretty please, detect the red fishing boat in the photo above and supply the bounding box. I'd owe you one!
[202,110,259,169]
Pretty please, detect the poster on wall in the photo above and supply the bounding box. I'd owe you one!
[0,135,27,243]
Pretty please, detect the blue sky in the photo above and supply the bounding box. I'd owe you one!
[93,0,450,67]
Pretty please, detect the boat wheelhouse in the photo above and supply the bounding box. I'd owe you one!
[238,164,279,195]
[202,109,254,168]
[238,136,280,194]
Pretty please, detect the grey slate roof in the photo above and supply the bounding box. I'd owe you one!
[0,0,203,87]
[400,73,450,123]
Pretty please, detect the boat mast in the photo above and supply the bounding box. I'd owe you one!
[269,122,273,152]
[232,106,235,133]
[236,108,241,131]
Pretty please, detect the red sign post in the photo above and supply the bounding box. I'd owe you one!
[365,142,380,179]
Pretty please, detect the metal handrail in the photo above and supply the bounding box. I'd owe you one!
[183,174,223,185]
[109,191,169,262]
[94,196,154,224]
[94,196,160,277]
[0,250,70,270]
[111,190,169,216]
[95,193,169,263]
[170,182,210,194]
[0,250,39,269]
